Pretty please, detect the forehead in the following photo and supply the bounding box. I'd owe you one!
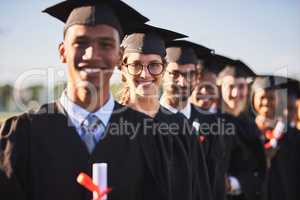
[166,62,196,72]
[65,24,120,41]
[255,88,275,97]
[126,53,162,63]
[200,72,217,83]
[222,75,247,85]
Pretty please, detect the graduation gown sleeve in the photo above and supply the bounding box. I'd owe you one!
[0,114,31,200]
[227,114,267,200]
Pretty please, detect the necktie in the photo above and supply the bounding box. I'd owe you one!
[81,114,105,153]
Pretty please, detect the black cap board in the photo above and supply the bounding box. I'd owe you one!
[43,0,149,37]
[165,40,213,65]
[121,24,187,57]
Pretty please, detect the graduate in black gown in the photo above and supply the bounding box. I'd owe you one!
[251,76,300,200]
[159,40,216,199]
[189,53,266,200]
[285,78,300,200]
[189,54,238,200]
[117,24,212,200]
[0,1,182,200]
[216,61,267,200]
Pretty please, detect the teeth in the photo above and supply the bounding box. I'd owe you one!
[139,81,154,86]
[83,68,101,73]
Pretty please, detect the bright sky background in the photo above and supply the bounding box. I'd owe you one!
[1,0,299,86]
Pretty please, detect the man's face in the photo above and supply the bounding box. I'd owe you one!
[163,62,197,102]
[253,89,277,119]
[221,75,248,112]
[59,24,120,94]
[191,72,218,110]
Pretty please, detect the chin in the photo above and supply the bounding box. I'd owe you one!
[227,103,235,110]
[136,89,155,97]
[201,102,212,110]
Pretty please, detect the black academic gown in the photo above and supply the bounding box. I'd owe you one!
[188,106,267,200]
[266,126,300,200]
[174,104,219,200]
[0,101,174,200]
[227,112,267,200]
[190,105,234,200]
[152,106,213,200]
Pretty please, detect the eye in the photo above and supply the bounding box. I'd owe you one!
[99,41,114,50]
[126,62,143,75]
[74,39,88,48]
[131,63,143,69]
[169,70,179,78]
[148,63,163,75]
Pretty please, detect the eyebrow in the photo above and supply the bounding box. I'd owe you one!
[129,59,162,63]
[74,36,116,42]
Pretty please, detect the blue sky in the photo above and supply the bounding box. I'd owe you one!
[1,0,299,85]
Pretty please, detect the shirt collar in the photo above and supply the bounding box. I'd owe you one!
[194,105,218,114]
[160,98,178,114]
[59,91,114,128]
[209,106,218,114]
[92,94,114,127]
[180,102,191,119]
[160,98,191,119]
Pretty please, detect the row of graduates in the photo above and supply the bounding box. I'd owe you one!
[1,0,300,200]
[188,56,300,200]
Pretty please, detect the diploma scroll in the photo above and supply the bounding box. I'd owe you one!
[93,163,108,200]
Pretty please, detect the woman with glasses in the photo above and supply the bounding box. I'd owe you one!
[117,24,212,200]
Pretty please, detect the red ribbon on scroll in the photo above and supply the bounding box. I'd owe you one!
[77,172,112,200]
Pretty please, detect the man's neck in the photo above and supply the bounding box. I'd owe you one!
[161,94,188,111]
[67,84,110,112]
[223,104,241,117]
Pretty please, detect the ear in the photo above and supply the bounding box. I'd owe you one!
[58,42,67,63]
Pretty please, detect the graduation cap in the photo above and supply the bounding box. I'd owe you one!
[288,79,300,97]
[121,24,187,57]
[233,60,256,77]
[200,54,235,76]
[165,40,214,65]
[43,0,149,37]
[251,75,289,92]
[286,78,300,98]
[217,59,256,79]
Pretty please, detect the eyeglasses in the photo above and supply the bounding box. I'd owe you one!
[166,70,197,81]
[123,62,164,76]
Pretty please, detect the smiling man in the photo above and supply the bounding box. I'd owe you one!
[0,1,177,200]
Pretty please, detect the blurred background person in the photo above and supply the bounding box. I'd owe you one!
[251,75,299,200]
[216,61,267,200]
[190,63,219,113]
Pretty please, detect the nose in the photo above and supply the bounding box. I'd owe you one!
[200,87,208,95]
[231,87,238,98]
[261,97,269,106]
[177,75,187,87]
[82,45,101,61]
[139,65,151,79]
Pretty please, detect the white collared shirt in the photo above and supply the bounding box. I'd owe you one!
[59,91,115,141]
[194,105,218,114]
[160,99,191,119]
